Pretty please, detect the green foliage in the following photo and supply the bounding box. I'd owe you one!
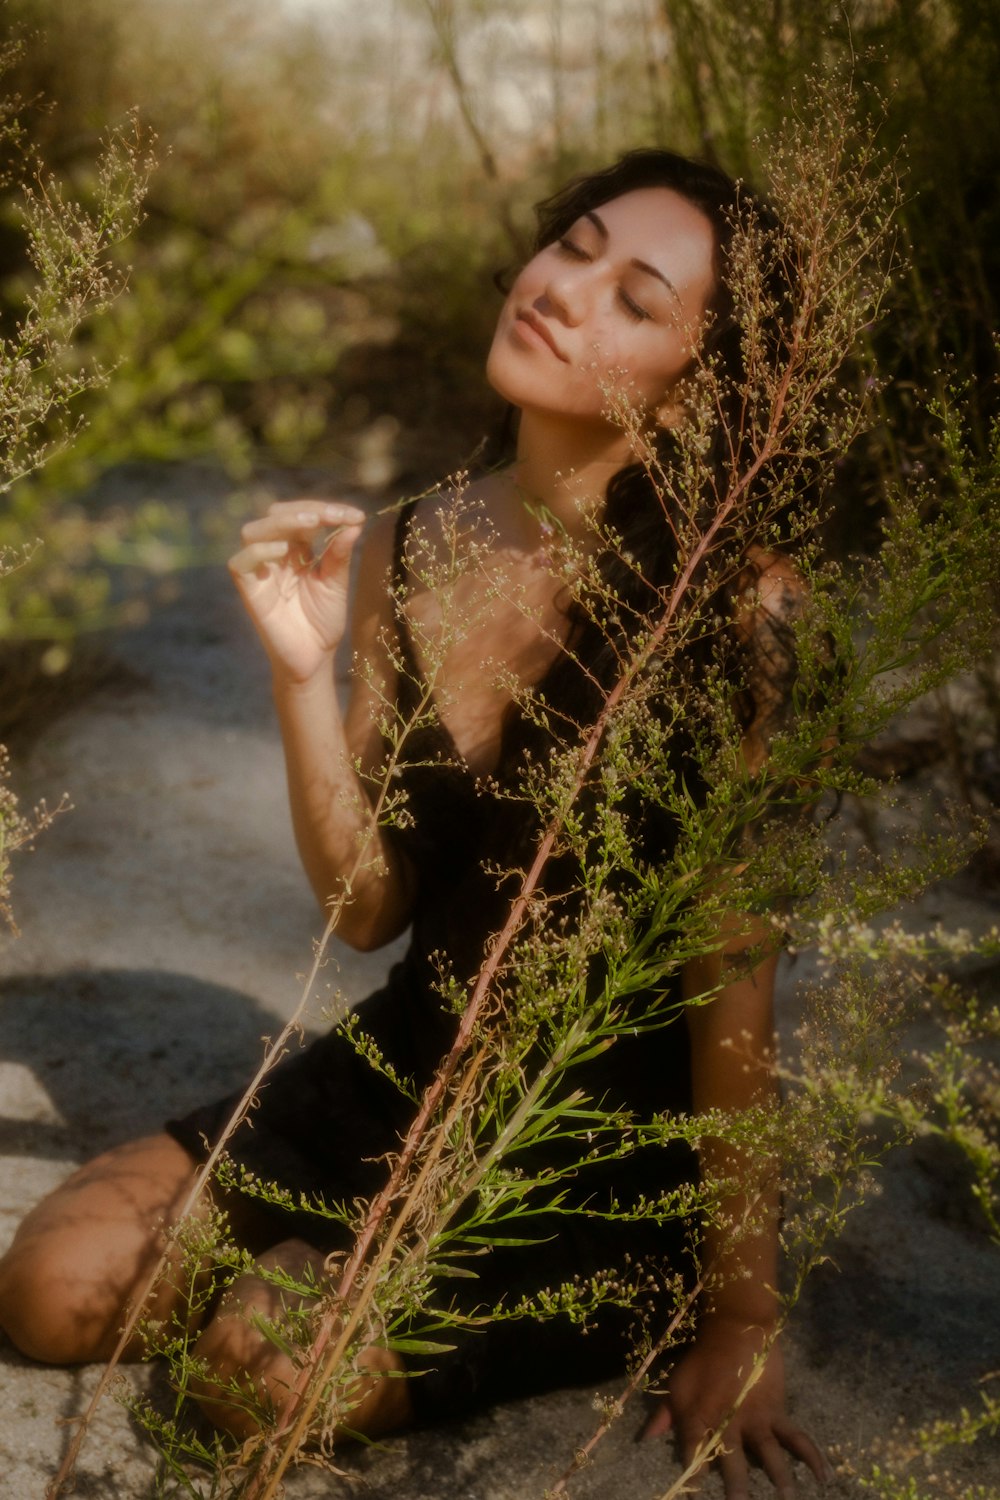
[0,38,146,927]
[0,723,63,935]
[0,62,160,637]
[0,96,151,485]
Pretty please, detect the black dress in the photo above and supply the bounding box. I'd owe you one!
[167,499,696,1418]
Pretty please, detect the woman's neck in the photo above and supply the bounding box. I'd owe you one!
[507,409,636,544]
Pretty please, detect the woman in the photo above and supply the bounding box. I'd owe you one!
[0,151,828,1496]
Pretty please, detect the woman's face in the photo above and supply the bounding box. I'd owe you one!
[487,186,717,430]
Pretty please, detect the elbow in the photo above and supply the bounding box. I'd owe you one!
[334,913,407,953]
[307,843,415,952]
[312,874,414,953]
[312,895,408,952]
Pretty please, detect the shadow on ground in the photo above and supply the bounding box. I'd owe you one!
[0,968,276,1160]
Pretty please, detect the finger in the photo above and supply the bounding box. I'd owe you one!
[283,498,366,523]
[773,1419,831,1485]
[271,499,367,531]
[268,498,366,524]
[240,512,326,547]
[679,1428,711,1492]
[716,1436,751,1500]
[638,1402,673,1441]
[241,501,365,546]
[315,520,364,581]
[753,1434,795,1498]
[228,540,290,579]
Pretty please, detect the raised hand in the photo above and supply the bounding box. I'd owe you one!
[228,499,366,684]
[641,1316,828,1498]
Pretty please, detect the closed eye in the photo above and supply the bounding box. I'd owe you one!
[618,288,652,322]
[556,237,652,320]
[556,236,591,261]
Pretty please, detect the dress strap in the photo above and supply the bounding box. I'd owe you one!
[391,497,425,689]
[391,495,420,595]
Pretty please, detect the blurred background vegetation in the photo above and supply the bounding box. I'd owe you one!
[0,0,996,724]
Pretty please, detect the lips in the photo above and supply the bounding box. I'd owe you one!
[514,307,569,362]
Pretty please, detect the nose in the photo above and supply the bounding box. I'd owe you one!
[542,263,591,326]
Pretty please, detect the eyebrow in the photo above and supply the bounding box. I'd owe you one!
[585,210,680,301]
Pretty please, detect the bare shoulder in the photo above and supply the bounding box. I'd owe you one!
[732,546,806,643]
[346,476,488,650]
[404,472,506,566]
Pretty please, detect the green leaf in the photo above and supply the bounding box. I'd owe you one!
[384,1336,457,1356]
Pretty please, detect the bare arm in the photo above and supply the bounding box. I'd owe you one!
[229,501,415,950]
[685,921,782,1328]
[643,553,827,1495]
[645,925,826,1498]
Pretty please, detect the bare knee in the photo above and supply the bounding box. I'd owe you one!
[0,1133,202,1365]
[189,1239,412,1441]
[191,1323,412,1444]
[0,1235,123,1364]
[188,1237,321,1437]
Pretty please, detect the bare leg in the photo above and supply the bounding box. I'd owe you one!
[189,1237,413,1441]
[0,1135,413,1441]
[0,1132,207,1364]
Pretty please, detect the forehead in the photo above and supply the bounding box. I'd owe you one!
[582,186,717,306]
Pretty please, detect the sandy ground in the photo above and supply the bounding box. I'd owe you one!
[1,466,998,1499]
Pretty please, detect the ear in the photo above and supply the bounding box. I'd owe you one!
[653,393,686,430]
[652,375,693,431]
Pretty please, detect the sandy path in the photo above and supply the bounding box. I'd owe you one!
[1,466,997,1498]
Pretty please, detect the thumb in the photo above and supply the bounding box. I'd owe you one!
[316,521,363,583]
[639,1400,674,1442]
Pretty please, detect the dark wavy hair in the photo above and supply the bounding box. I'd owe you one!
[487,148,811,886]
[466,151,818,915]
[513,151,801,747]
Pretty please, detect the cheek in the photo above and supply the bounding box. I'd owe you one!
[585,333,674,411]
[575,323,634,390]
[485,287,522,378]
[499,261,542,319]
[627,333,696,409]
[490,284,518,342]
